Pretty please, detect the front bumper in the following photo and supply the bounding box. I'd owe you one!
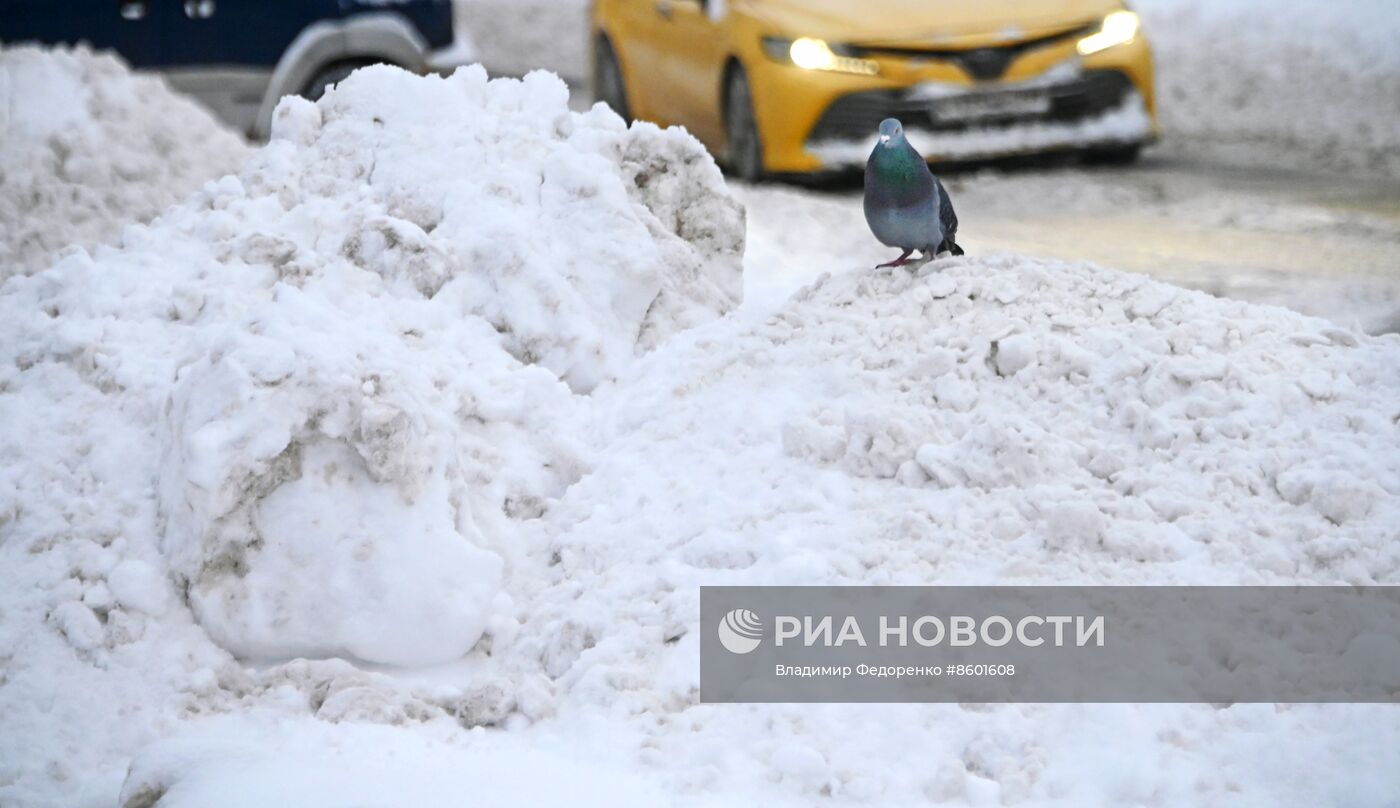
[808,70,1153,167]
[748,35,1156,173]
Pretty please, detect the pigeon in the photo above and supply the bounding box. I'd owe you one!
[864,118,963,268]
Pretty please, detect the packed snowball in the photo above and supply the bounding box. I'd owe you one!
[0,44,250,279]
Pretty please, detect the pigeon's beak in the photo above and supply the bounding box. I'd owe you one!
[879,133,891,144]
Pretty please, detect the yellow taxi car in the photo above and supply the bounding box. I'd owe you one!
[590,0,1157,178]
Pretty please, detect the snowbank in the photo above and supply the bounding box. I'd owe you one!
[1137,0,1400,176]
[498,255,1400,803]
[0,45,249,279]
[0,62,742,677]
[148,71,740,666]
[82,253,1400,807]
[544,256,1400,603]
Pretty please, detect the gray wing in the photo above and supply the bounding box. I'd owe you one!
[934,176,958,239]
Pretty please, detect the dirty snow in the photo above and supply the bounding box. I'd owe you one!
[0,63,745,804]
[2,17,1400,808]
[54,249,1400,807]
[483,256,1400,805]
[0,44,249,280]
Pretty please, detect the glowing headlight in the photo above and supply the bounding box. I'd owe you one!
[762,37,879,76]
[790,37,836,70]
[1077,10,1140,56]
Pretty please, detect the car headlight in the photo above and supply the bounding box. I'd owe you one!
[1077,10,1140,56]
[762,37,879,76]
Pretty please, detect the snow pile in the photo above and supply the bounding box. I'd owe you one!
[0,62,742,679]
[4,43,1399,808]
[147,71,741,668]
[0,44,249,279]
[1137,0,1400,176]
[550,256,1400,615]
[546,257,1399,599]
[499,255,1400,803]
[98,255,1400,807]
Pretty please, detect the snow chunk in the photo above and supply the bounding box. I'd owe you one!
[1044,500,1107,549]
[107,560,170,616]
[50,602,104,652]
[0,44,249,279]
[992,333,1038,377]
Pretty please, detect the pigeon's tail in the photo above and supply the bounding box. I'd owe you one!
[939,239,965,257]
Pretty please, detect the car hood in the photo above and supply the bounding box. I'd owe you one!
[741,0,1122,47]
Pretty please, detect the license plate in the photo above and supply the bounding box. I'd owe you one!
[931,92,1051,122]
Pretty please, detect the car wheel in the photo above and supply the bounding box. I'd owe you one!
[725,67,764,182]
[1084,143,1143,166]
[594,37,632,123]
[300,60,372,102]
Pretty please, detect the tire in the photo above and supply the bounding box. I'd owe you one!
[725,67,764,181]
[1083,143,1143,166]
[300,60,372,102]
[594,37,632,123]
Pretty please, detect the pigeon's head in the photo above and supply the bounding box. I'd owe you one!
[878,118,904,146]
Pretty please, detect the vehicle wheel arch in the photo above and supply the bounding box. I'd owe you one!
[718,56,745,128]
[252,13,431,140]
[720,57,764,180]
[592,29,618,68]
[299,57,388,103]
[593,31,633,122]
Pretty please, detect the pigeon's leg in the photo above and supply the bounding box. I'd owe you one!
[876,249,915,268]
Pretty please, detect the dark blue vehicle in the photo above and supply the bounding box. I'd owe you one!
[0,0,474,137]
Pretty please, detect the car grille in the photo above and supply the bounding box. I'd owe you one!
[807,70,1136,144]
[846,23,1097,81]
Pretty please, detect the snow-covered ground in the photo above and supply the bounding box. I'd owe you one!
[3,47,1400,807]
[1136,0,1400,177]
[1,2,1398,806]
[0,45,250,280]
[454,0,589,84]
